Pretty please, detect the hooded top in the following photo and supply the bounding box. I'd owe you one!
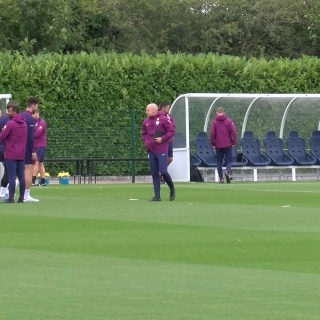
[210,113,237,148]
[0,113,27,160]
[34,117,47,148]
[141,111,175,153]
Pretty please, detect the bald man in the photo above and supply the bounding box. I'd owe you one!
[141,103,176,201]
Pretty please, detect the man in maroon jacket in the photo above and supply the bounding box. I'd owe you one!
[0,102,27,203]
[32,109,47,186]
[210,107,237,184]
[159,101,176,184]
[141,103,176,201]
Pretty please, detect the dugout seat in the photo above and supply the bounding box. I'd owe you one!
[286,131,317,165]
[190,152,202,167]
[230,146,248,167]
[309,130,320,164]
[194,131,217,167]
[241,131,271,166]
[263,131,294,166]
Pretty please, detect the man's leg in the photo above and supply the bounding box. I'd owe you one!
[157,153,175,201]
[0,162,9,198]
[148,151,161,200]
[32,161,39,186]
[38,162,46,185]
[17,160,26,202]
[215,148,224,182]
[24,151,39,201]
[37,148,46,186]
[167,142,173,166]
[224,147,233,184]
[5,159,17,202]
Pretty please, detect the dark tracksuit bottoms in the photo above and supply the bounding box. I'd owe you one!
[215,146,233,179]
[5,159,25,200]
[148,151,174,198]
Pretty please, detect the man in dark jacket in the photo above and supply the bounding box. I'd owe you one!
[141,103,176,201]
[210,107,237,183]
[0,102,27,202]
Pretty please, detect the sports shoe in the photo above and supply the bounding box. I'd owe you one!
[149,197,161,201]
[169,189,176,201]
[225,171,231,184]
[38,183,46,187]
[17,198,24,203]
[23,197,39,202]
[219,178,224,183]
[4,199,14,203]
[31,183,36,186]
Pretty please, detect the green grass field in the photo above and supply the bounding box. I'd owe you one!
[1,181,320,320]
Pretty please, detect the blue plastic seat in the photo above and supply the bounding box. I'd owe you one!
[286,131,317,165]
[190,153,202,166]
[241,131,271,166]
[309,130,320,165]
[231,146,248,167]
[263,131,294,166]
[194,131,217,167]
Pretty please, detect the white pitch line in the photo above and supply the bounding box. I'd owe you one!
[178,185,320,194]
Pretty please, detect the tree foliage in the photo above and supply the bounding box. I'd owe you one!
[0,0,319,57]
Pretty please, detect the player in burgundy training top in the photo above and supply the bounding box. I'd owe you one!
[32,109,47,186]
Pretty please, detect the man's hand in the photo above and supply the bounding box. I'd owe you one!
[32,152,37,161]
[154,137,162,143]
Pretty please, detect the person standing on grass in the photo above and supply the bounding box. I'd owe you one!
[210,107,237,184]
[32,109,47,186]
[141,103,176,201]
[0,102,27,203]
[22,97,39,202]
[159,101,175,184]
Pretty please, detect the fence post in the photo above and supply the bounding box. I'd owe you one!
[130,109,136,183]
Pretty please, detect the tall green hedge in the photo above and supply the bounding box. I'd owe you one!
[0,52,320,175]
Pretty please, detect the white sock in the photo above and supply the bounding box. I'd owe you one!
[24,189,30,199]
[0,187,5,197]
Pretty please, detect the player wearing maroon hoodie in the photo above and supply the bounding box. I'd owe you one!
[210,107,237,184]
[141,103,176,201]
[0,102,27,203]
[32,109,47,186]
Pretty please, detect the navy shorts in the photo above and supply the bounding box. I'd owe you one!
[168,142,173,158]
[35,147,46,162]
[25,150,33,165]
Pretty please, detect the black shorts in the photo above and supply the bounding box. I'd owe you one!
[168,142,173,158]
[25,150,33,165]
[35,147,46,162]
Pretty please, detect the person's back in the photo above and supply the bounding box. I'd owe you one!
[0,103,27,203]
[210,107,237,184]
[22,109,35,155]
[211,114,236,148]
[1,114,27,160]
